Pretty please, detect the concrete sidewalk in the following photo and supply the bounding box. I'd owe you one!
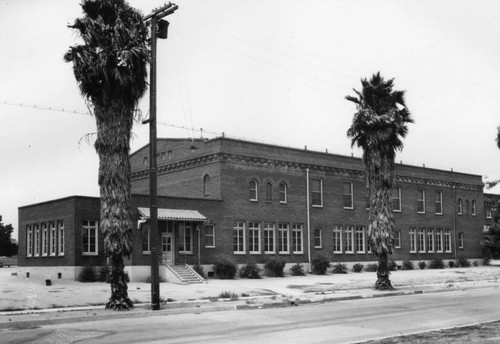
[1,266,499,328]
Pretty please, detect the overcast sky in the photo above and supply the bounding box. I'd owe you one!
[1,0,500,238]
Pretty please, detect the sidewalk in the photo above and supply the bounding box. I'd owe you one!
[1,266,499,328]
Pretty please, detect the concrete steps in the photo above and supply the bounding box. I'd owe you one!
[167,265,205,284]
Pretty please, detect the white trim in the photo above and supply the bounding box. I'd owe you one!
[417,189,426,214]
[263,223,276,254]
[355,226,365,253]
[205,224,216,248]
[82,219,98,256]
[343,181,354,209]
[233,221,246,254]
[344,225,354,254]
[248,222,261,254]
[333,225,343,254]
[310,178,323,208]
[393,186,402,212]
[435,190,443,215]
[292,224,304,254]
[57,220,64,256]
[278,223,290,254]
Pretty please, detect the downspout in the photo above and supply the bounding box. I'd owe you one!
[452,185,458,260]
[306,168,312,272]
[197,224,201,266]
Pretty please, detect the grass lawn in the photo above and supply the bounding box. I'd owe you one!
[362,320,500,343]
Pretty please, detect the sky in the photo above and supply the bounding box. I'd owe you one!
[1,0,500,239]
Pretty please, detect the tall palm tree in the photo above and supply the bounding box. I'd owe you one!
[64,0,149,310]
[346,72,413,290]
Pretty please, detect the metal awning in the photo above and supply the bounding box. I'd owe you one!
[138,207,208,222]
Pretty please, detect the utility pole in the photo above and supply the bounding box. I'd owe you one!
[143,2,178,311]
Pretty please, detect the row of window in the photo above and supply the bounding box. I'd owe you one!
[233,222,304,254]
[142,150,173,166]
[408,228,461,253]
[26,221,65,258]
[248,180,288,203]
[141,222,197,254]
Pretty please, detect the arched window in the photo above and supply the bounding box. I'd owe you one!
[457,198,463,215]
[203,174,211,196]
[249,180,258,201]
[279,182,287,204]
[472,200,477,216]
[465,200,470,215]
[265,182,273,202]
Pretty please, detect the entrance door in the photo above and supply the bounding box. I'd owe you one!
[161,233,174,265]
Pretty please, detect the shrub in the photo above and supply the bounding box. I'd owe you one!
[352,263,364,273]
[473,261,478,267]
[402,260,414,270]
[192,264,207,279]
[213,256,237,279]
[448,260,455,268]
[239,263,261,279]
[429,258,445,269]
[388,260,399,271]
[332,263,348,274]
[97,265,110,282]
[418,261,427,270]
[484,257,491,266]
[79,265,97,282]
[264,257,286,277]
[365,263,378,272]
[311,255,331,275]
[290,263,306,276]
[457,256,471,268]
[218,291,238,300]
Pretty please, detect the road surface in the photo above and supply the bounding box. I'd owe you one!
[4,287,500,344]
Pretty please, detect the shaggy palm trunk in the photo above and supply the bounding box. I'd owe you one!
[94,102,134,310]
[366,150,395,291]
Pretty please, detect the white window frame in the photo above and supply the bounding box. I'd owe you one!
[34,224,40,257]
[311,178,323,208]
[458,232,464,249]
[57,220,64,256]
[393,186,401,212]
[355,226,365,253]
[82,220,98,256]
[417,189,426,214]
[333,225,343,254]
[49,221,56,256]
[457,198,463,215]
[26,225,33,257]
[292,224,303,254]
[345,225,354,254]
[41,223,48,257]
[343,181,354,209]
[205,224,215,248]
[435,228,443,253]
[233,221,246,254]
[263,223,275,254]
[279,183,287,204]
[314,227,322,248]
[444,229,452,253]
[394,230,401,249]
[248,222,261,254]
[418,228,426,253]
[278,223,290,254]
[409,228,417,253]
[249,180,258,201]
[435,191,443,215]
[179,222,193,254]
[426,228,435,253]
[472,200,477,216]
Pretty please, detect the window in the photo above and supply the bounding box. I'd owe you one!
[279,183,287,204]
[167,150,172,159]
[41,223,48,257]
[486,202,492,219]
[345,225,354,254]
[472,200,477,216]
[435,228,443,253]
[417,189,425,214]
[203,175,211,196]
[179,223,193,253]
[394,230,401,249]
[314,228,322,248]
[265,182,273,202]
[143,156,148,166]
[49,222,56,256]
[142,223,150,253]
[418,228,426,253]
[458,232,464,249]
[435,191,443,215]
[26,225,33,257]
[160,152,166,161]
[366,194,370,211]
[343,182,353,209]
[457,198,463,215]
[393,187,401,212]
[233,221,245,254]
[205,225,215,248]
[311,178,323,207]
[444,229,452,253]
[465,200,470,215]
[427,228,434,253]
[409,228,416,253]
[34,224,40,257]
[57,221,64,256]
[248,222,261,254]
[249,180,258,201]
[278,223,290,254]
[82,220,98,255]
[355,226,365,253]
[333,225,342,254]
[263,223,275,253]
[292,224,303,254]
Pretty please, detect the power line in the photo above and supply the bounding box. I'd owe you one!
[1,100,90,116]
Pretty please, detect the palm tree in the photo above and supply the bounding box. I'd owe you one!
[346,72,413,290]
[64,0,149,310]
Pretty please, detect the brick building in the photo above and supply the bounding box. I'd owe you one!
[18,137,488,280]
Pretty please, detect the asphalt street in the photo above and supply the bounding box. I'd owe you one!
[3,287,500,344]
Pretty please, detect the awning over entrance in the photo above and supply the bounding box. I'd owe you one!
[138,207,208,222]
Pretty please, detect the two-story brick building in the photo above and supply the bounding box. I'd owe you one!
[18,137,489,281]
